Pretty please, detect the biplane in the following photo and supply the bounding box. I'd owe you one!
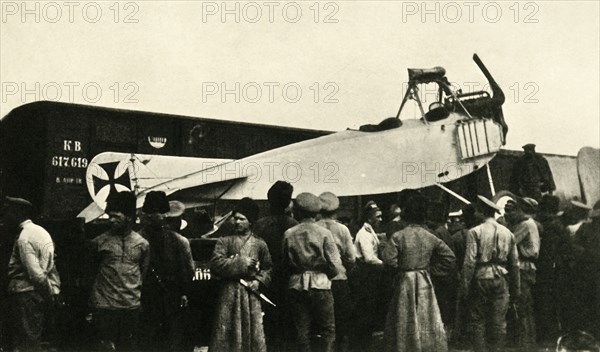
[79,54,508,222]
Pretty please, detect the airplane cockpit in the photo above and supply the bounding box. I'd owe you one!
[357,55,508,153]
[387,55,507,142]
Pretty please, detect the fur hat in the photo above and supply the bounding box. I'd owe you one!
[142,191,170,214]
[319,192,340,212]
[267,181,294,210]
[295,193,322,213]
[233,197,260,224]
[105,191,137,218]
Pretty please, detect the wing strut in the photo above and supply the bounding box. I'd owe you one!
[486,164,496,197]
[435,183,471,205]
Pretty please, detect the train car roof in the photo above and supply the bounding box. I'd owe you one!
[1,101,333,135]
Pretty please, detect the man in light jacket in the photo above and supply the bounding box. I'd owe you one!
[4,196,61,351]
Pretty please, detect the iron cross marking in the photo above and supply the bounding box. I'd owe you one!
[92,161,132,198]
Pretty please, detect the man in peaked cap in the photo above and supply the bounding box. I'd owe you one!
[254,181,298,352]
[449,203,481,347]
[426,200,457,330]
[89,191,149,351]
[355,201,383,265]
[461,195,520,351]
[3,197,61,351]
[351,200,384,350]
[282,192,343,352]
[510,143,556,201]
[317,192,356,352]
[519,197,539,216]
[138,191,195,352]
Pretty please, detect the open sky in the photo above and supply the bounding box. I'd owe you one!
[1,1,599,156]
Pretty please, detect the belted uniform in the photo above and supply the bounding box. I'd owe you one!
[462,218,520,351]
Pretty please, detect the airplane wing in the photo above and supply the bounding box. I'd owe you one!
[79,112,503,223]
[577,147,600,206]
[198,114,504,200]
[78,55,509,221]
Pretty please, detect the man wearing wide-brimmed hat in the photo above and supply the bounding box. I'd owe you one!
[4,196,61,351]
[138,191,195,352]
[565,200,592,236]
[504,196,540,350]
[282,192,342,352]
[461,195,520,352]
[89,191,149,351]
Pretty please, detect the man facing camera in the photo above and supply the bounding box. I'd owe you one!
[89,191,149,351]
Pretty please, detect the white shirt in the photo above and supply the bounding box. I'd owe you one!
[354,222,382,265]
[8,220,61,295]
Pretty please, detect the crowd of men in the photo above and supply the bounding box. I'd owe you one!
[1,144,599,352]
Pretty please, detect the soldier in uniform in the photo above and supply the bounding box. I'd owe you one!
[282,192,343,352]
[317,192,357,352]
[504,197,540,350]
[510,143,556,201]
[461,196,520,352]
[138,191,195,352]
